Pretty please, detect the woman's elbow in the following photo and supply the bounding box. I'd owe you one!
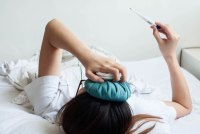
[182,105,192,118]
[186,105,192,114]
[45,18,60,32]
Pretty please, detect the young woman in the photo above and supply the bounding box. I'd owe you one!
[24,19,192,134]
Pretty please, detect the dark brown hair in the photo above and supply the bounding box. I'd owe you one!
[56,92,161,134]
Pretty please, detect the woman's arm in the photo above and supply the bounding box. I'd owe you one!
[151,22,192,119]
[39,19,127,82]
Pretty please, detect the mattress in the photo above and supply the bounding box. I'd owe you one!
[0,57,200,134]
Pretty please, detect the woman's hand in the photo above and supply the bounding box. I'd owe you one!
[151,22,180,60]
[81,51,127,83]
[152,22,192,118]
[44,19,126,83]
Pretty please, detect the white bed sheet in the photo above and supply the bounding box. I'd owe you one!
[0,77,61,134]
[0,57,200,134]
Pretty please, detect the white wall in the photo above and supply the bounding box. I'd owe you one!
[0,0,200,62]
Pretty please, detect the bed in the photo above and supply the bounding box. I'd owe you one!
[0,57,200,134]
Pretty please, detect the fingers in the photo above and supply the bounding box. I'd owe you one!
[155,22,174,39]
[155,22,180,41]
[113,63,127,82]
[86,70,104,83]
[84,53,127,83]
[99,67,120,81]
[86,64,127,83]
[101,62,127,82]
[151,25,163,45]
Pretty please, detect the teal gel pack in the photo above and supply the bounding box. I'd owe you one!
[84,79,131,102]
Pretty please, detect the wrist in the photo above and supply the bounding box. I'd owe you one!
[164,54,177,62]
[165,55,179,67]
[77,48,94,66]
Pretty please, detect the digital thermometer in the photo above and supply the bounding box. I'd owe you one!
[129,8,161,29]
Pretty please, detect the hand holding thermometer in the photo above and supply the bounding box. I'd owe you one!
[129,8,161,30]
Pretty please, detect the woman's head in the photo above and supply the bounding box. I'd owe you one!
[56,92,132,134]
[57,80,161,134]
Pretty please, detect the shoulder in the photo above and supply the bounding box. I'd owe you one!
[127,95,176,122]
[24,75,73,122]
[127,95,176,134]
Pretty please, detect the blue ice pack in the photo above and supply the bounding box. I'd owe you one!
[84,79,131,102]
